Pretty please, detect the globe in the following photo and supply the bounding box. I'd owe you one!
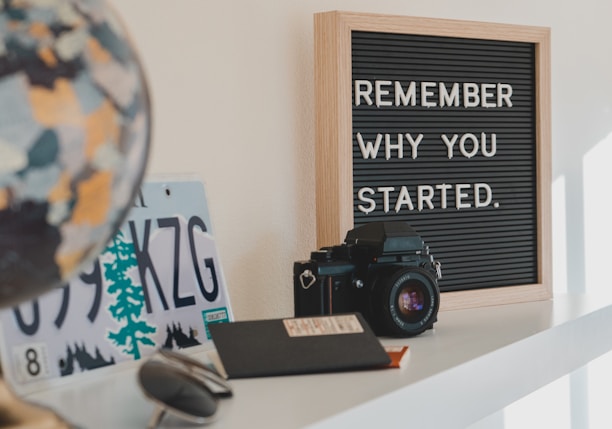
[0,0,151,308]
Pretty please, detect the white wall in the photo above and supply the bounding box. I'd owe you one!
[110,0,612,321]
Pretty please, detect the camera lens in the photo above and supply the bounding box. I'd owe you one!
[372,267,439,337]
[397,284,425,315]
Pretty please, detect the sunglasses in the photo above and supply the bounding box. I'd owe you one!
[137,348,232,428]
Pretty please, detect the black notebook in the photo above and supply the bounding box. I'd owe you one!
[208,313,390,379]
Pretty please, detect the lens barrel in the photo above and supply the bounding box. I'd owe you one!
[372,267,440,337]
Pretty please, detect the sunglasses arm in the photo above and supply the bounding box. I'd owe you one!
[189,366,233,397]
[146,406,166,429]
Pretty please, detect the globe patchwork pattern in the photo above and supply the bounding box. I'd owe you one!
[0,1,150,306]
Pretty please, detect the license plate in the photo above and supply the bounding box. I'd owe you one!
[0,176,233,393]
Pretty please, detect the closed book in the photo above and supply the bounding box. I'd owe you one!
[208,313,391,379]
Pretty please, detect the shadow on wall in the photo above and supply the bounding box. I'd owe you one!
[582,131,612,296]
[554,127,612,296]
[547,129,612,429]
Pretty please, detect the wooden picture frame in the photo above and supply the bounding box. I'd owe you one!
[314,11,551,310]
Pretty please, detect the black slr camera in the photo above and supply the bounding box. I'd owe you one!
[294,222,441,337]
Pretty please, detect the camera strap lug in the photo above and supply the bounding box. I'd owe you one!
[299,270,317,289]
[434,261,442,279]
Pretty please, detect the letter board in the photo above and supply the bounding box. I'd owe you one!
[314,12,551,309]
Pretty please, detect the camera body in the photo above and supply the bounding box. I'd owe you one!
[294,222,441,337]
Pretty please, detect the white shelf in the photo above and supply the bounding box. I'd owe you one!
[25,293,612,429]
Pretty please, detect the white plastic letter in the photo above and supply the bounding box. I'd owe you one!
[394,186,415,212]
[421,82,437,107]
[481,83,496,108]
[375,80,392,107]
[406,133,424,159]
[395,81,416,106]
[357,187,376,214]
[498,83,513,107]
[455,184,471,209]
[378,186,395,213]
[459,133,479,158]
[474,183,492,208]
[463,83,480,108]
[481,133,497,157]
[417,185,435,211]
[354,80,373,106]
[385,134,403,160]
[356,133,382,159]
[441,134,458,159]
[439,82,460,107]
[435,183,452,209]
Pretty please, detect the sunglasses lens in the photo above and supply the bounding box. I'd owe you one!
[139,361,218,419]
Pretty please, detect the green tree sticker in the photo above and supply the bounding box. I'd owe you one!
[104,230,156,360]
